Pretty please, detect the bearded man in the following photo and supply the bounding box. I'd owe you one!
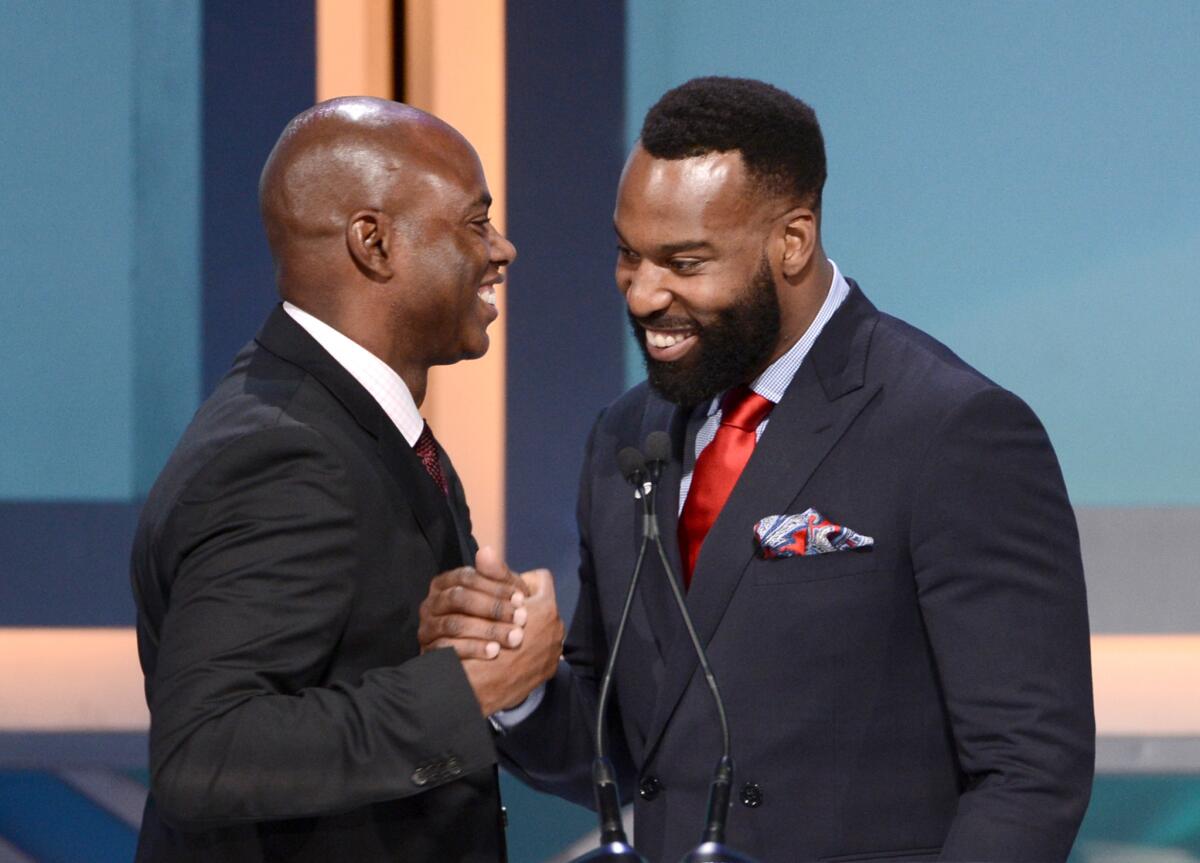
[422,77,1094,863]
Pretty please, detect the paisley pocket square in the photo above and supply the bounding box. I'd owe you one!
[753,508,874,559]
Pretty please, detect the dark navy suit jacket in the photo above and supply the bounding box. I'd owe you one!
[132,307,506,862]
[500,284,1094,862]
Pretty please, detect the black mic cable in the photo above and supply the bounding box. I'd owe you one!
[641,431,758,863]
[565,448,651,863]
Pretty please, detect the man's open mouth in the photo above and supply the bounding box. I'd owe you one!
[642,327,698,361]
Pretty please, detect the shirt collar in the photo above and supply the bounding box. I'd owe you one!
[706,260,850,417]
[282,301,425,446]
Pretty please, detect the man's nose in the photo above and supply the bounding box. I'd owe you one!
[491,225,516,265]
[621,264,672,318]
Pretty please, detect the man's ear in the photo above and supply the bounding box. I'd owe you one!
[347,210,394,282]
[779,207,818,280]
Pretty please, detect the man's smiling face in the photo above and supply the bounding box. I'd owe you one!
[614,146,785,406]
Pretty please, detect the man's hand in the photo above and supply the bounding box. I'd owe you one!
[418,546,563,716]
[462,568,563,715]
[419,546,530,659]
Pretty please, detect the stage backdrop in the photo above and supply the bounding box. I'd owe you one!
[2,1,1198,862]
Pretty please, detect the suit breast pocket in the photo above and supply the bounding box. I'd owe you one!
[751,548,882,586]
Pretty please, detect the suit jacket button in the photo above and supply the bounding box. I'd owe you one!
[740,782,763,808]
[638,776,662,801]
[412,767,429,787]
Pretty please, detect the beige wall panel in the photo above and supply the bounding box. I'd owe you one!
[2,628,1198,737]
[316,0,393,101]
[406,0,508,555]
[1091,634,1200,736]
[0,628,148,731]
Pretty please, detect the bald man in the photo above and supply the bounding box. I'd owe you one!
[130,97,562,863]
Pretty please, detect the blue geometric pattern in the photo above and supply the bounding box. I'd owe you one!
[2,772,1198,862]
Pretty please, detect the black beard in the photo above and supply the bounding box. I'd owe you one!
[629,255,781,406]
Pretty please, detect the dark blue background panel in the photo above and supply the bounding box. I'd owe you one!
[201,1,316,395]
[505,0,629,615]
[0,504,139,627]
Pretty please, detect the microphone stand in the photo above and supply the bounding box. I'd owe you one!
[566,448,651,863]
[641,432,760,863]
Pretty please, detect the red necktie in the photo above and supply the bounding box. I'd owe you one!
[413,422,449,496]
[678,385,774,587]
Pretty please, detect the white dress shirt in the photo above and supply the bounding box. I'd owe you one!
[283,301,424,446]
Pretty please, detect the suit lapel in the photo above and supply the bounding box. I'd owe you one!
[255,306,461,568]
[376,423,463,568]
[440,446,478,566]
[635,395,694,658]
[642,284,882,757]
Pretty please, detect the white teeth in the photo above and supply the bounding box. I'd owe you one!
[479,286,497,307]
[647,331,686,348]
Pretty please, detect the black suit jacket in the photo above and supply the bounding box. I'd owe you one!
[499,284,1094,862]
[131,307,505,862]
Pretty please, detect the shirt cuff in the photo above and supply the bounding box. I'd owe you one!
[488,684,546,733]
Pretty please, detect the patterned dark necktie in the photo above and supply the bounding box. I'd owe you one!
[413,422,449,496]
[677,385,774,587]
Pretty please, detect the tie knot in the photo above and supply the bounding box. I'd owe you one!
[414,422,449,495]
[414,423,438,457]
[719,385,774,431]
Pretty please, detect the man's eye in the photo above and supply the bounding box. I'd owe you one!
[617,246,639,262]
[669,259,702,272]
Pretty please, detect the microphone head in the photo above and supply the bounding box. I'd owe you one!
[643,431,671,465]
[616,447,647,483]
[569,843,648,863]
[677,842,761,863]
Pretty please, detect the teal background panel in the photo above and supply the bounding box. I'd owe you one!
[1070,775,1200,860]
[1,2,136,499]
[624,0,1200,506]
[499,771,596,862]
[0,0,200,501]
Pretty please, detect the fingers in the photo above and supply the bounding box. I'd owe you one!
[425,637,502,660]
[418,612,525,652]
[423,580,528,625]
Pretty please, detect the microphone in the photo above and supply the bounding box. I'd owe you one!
[638,434,759,863]
[643,431,671,483]
[566,449,650,863]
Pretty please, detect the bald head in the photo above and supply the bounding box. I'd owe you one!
[259,96,477,295]
[254,97,515,402]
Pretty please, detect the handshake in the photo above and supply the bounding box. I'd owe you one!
[419,546,565,717]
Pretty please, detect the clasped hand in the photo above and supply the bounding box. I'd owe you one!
[419,546,563,716]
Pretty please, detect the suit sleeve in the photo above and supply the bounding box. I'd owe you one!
[910,388,1094,862]
[496,410,637,808]
[146,425,495,825]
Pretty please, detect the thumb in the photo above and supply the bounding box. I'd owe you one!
[475,545,506,578]
[521,568,556,600]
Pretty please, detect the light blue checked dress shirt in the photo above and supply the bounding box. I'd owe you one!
[678,261,850,513]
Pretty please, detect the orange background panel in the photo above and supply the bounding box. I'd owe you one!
[316,0,393,101]
[316,0,509,555]
[1091,634,1200,736]
[3,629,1198,737]
[0,628,148,731]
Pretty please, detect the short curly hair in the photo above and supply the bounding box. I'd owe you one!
[639,76,826,209]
